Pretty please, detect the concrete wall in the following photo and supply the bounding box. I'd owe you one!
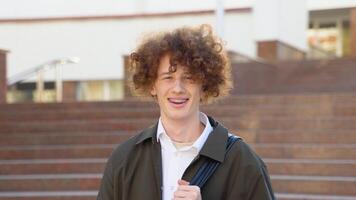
[2,0,355,19]
[0,11,255,81]
[254,0,308,51]
[0,0,252,18]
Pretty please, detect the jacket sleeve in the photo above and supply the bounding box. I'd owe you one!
[247,161,276,200]
[97,155,114,200]
[225,142,276,200]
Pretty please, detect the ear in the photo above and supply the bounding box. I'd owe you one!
[150,86,157,96]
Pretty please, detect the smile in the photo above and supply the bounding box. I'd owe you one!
[168,98,189,105]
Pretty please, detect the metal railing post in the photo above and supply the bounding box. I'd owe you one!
[55,63,63,102]
[36,69,44,102]
[8,57,79,103]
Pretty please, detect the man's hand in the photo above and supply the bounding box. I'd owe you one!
[173,179,202,200]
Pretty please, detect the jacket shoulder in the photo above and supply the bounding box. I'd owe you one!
[228,136,266,171]
[109,129,154,169]
[227,134,275,199]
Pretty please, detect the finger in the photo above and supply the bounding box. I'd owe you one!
[172,197,185,200]
[174,189,200,200]
[173,190,187,198]
[178,179,189,185]
[173,191,196,199]
[177,185,200,191]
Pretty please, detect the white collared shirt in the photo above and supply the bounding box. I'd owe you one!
[157,112,213,200]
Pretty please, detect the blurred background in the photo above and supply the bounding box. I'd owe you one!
[0,0,356,200]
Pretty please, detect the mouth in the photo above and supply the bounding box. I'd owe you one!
[168,98,189,107]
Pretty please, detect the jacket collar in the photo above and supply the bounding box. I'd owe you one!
[199,116,228,163]
[135,123,159,145]
[135,116,229,163]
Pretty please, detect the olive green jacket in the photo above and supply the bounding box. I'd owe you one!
[97,117,275,200]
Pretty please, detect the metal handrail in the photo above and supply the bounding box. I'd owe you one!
[7,57,80,86]
[7,57,80,102]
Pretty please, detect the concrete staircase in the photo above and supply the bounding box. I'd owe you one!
[232,57,356,95]
[0,94,356,200]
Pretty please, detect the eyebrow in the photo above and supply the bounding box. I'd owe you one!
[157,71,190,77]
[158,72,172,77]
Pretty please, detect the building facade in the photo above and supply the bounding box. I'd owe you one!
[0,0,355,102]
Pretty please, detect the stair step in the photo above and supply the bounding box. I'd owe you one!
[0,191,96,200]
[0,159,106,175]
[2,94,356,111]
[253,144,356,159]
[276,193,356,200]
[2,117,356,134]
[0,145,113,160]
[0,130,136,136]
[0,119,155,134]
[2,105,356,122]
[240,130,356,144]
[246,118,356,130]
[1,158,355,177]
[265,159,356,176]
[0,174,100,191]
[1,129,355,145]
[271,175,356,196]
[0,132,131,145]
[0,144,354,160]
[0,174,354,195]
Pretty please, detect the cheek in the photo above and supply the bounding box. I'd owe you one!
[191,87,203,100]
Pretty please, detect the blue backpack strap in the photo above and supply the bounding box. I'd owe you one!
[189,135,241,188]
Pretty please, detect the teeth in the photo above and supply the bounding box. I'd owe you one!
[169,98,188,103]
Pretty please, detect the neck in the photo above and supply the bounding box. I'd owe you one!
[161,112,204,143]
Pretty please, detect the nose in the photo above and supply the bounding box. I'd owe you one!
[172,79,185,94]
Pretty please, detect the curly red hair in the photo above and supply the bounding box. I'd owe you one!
[129,24,232,103]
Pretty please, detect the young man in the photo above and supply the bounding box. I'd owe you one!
[97,25,275,200]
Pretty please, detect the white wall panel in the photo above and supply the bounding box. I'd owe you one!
[0,13,254,81]
[0,0,253,19]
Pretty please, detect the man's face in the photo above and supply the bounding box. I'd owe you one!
[151,54,202,122]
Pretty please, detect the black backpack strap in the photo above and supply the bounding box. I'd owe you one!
[189,134,241,188]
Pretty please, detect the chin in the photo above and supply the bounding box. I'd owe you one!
[166,109,195,121]
[168,113,189,120]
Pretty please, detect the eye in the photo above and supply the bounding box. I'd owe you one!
[183,74,193,80]
[184,75,193,80]
[162,76,173,80]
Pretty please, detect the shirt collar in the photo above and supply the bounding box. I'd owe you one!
[136,115,230,163]
[156,112,213,152]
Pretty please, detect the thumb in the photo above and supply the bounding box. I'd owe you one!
[178,179,189,185]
